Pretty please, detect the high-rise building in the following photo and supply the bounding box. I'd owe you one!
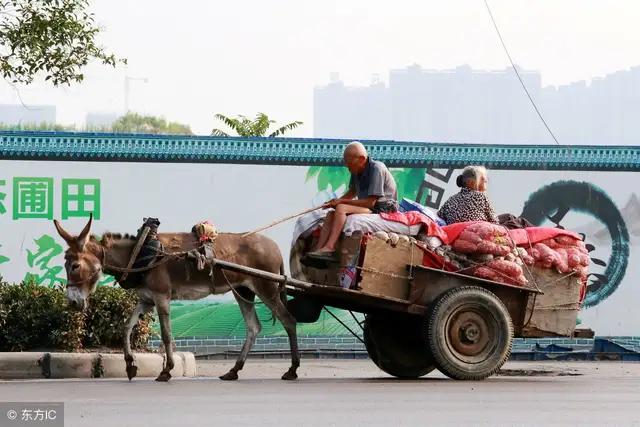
[314,64,640,146]
[314,76,392,140]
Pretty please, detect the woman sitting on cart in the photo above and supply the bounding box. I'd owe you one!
[437,166,498,225]
[307,141,398,261]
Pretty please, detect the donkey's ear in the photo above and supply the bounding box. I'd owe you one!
[77,213,93,250]
[53,219,74,246]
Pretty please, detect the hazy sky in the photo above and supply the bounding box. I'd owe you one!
[1,0,639,135]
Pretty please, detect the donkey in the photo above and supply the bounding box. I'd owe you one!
[53,215,300,382]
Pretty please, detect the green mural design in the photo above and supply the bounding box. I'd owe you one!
[306,166,350,193]
[13,177,54,219]
[61,178,101,219]
[23,234,66,288]
[155,301,364,338]
[391,168,427,202]
[0,179,6,215]
[0,244,9,265]
[306,166,426,201]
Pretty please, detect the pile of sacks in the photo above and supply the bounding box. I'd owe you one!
[444,222,590,286]
[523,236,590,282]
[449,223,528,286]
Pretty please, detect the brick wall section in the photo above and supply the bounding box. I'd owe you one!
[149,335,640,356]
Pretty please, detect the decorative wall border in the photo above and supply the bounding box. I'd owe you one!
[1,131,639,171]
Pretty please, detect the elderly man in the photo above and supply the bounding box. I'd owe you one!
[308,141,398,261]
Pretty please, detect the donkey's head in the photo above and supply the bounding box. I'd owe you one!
[53,215,101,310]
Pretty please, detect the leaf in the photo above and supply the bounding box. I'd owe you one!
[305,166,322,182]
[211,128,229,137]
[317,168,331,191]
[391,168,425,201]
[590,258,607,267]
[268,121,303,137]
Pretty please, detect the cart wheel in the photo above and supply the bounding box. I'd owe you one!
[427,286,513,380]
[364,313,435,379]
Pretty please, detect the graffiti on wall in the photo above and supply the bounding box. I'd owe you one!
[521,181,630,308]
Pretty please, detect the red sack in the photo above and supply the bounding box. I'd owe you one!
[459,230,483,244]
[565,248,582,268]
[526,246,540,261]
[452,239,479,254]
[472,266,500,281]
[554,248,571,273]
[579,252,590,267]
[518,250,535,265]
[540,238,559,249]
[555,235,581,247]
[534,243,558,268]
[488,259,524,277]
[477,240,510,256]
[467,223,506,240]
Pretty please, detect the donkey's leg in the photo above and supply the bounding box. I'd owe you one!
[220,287,261,381]
[259,284,300,381]
[153,293,175,382]
[124,299,154,381]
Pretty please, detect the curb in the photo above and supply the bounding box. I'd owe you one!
[0,352,197,380]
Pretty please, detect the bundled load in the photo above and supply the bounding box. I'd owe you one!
[446,222,528,286]
[439,221,590,289]
[523,235,590,282]
[451,223,512,257]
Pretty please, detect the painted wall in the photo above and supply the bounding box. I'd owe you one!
[0,160,636,335]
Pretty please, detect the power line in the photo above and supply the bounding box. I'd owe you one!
[483,0,561,145]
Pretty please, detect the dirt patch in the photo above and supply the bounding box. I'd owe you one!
[497,369,582,377]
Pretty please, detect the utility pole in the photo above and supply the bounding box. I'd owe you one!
[124,75,149,114]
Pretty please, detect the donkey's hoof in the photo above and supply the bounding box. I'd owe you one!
[219,371,239,381]
[126,364,138,381]
[155,371,172,382]
[281,370,298,381]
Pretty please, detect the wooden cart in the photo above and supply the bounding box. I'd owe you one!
[215,233,586,381]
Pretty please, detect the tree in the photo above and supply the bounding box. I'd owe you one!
[211,113,302,137]
[0,0,124,86]
[110,112,192,135]
[0,122,76,131]
[0,113,191,134]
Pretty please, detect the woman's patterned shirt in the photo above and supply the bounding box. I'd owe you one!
[437,187,498,225]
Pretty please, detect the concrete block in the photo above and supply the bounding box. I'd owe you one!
[0,351,196,380]
[48,352,97,379]
[170,353,185,376]
[98,353,127,378]
[127,353,164,378]
[0,352,46,379]
[179,352,197,377]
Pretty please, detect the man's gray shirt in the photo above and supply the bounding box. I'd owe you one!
[348,158,398,209]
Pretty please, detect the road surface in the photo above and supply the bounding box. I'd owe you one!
[1,360,639,427]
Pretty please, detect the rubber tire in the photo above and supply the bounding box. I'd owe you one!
[427,286,513,380]
[364,313,435,379]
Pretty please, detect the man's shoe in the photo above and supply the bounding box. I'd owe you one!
[306,249,337,261]
[301,250,337,269]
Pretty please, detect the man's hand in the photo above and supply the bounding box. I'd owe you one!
[322,199,340,209]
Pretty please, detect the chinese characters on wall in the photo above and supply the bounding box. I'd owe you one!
[0,177,114,287]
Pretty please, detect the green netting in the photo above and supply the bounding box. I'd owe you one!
[152,301,363,338]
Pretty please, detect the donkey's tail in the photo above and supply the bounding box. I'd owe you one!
[279,263,288,306]
[268,263,288,326]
